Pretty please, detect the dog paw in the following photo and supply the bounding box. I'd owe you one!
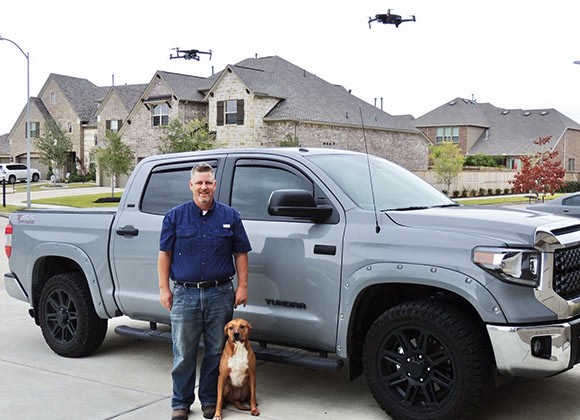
[251,408,260,416]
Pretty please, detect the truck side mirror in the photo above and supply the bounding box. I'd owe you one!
[268,189,332,221]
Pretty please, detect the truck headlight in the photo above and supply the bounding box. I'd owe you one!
[473,247,540,287]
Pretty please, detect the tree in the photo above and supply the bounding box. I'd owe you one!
[429,143,465,193]
[157,118,215,154]
[509,136,566,197]
[279,133,300,147]
[95,130,134,197]
[35,118,72,182]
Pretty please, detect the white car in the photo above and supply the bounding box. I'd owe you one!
[0,163,41,183]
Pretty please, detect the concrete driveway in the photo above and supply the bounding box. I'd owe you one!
[1,205,579,419]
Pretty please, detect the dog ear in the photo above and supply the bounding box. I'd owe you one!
[224,322,230,337]
[246,321,252,331]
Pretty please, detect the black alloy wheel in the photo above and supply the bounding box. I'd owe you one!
[363,300,491,420]
[39,272,108,357]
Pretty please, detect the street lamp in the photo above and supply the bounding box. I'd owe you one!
[0,35,31,208]
[574,61,580,65]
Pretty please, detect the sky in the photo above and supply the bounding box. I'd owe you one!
[1,0,580,135]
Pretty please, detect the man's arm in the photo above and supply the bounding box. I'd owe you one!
[158,250,173,311]
[233,252,248,308]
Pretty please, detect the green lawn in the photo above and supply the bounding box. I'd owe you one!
[31,192,122,208]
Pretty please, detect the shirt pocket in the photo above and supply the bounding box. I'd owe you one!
[176,228,198,255]
[212,228,234,255]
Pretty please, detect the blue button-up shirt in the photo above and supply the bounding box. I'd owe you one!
[159,200,251,283]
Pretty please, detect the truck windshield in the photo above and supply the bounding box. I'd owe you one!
[308,154,455,211]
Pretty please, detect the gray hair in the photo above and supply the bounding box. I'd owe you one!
[191,162,214,178]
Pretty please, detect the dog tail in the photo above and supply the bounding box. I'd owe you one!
[233,401,251,411]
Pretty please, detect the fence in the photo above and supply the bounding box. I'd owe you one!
[414,167,517,193]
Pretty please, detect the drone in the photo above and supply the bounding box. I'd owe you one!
[169,48,212,61]
[368,10,416,28]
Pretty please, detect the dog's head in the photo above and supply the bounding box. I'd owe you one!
[224,318,252,343]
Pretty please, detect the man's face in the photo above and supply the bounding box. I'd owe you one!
[190,171,216,208]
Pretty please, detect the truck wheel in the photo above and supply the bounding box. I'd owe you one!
[38,272,108,357]
[362,300,490,420]
[32,173,39,182]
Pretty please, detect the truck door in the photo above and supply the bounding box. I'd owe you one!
[221,157,345,352]
[110,159,220,323]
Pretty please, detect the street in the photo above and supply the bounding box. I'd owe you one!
[1,213,579,419]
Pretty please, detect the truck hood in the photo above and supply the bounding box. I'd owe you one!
[385,205,579,246]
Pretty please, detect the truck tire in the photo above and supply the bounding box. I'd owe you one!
[8,175,16,184]
[38,272,108,357]
[362,300,491,420]
[32,173,39,182]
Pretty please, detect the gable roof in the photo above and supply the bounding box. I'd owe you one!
[49,74,110,122]
[415,97,580,155]
[30,97,52,121]
[96,84,148,116]
[156,71,208,102]
[209,56,419,132]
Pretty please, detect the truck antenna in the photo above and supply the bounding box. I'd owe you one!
[359,108,381,234]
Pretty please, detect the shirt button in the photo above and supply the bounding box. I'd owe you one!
[201,277,205,280]
[202,262,206,266]
[202,248,206,252]
[203,234,206,238]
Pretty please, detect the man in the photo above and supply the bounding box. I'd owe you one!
[158,162,251,420]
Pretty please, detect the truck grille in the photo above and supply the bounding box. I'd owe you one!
[553,246,580,300]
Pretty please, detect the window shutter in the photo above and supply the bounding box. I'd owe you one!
[118,120,123,129]
[217,101,224,126]
[236,99,244,125]
[37,123,40,137]
[106,120,110,130]
[24,122,27,136]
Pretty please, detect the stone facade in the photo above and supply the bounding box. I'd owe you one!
[208,70,280,148]
[553,128,580,173]
[96,91,127,146]
[264,121,429,171]
[121,76,206,162]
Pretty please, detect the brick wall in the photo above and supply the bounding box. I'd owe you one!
[265,121,429,171]
[97,91,127,146]
[554,129,580,172]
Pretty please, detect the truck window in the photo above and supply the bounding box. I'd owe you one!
[231,164,312,220]
[141,167,198,215]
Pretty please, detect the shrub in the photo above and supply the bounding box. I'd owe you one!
[461,187,468,197]
[478,188,486,196]
[470,189,477,197]
[452,190,460,197]
[504,188,511,195]
[487,188,494,195]
[495,188,502,195]
[442,190,448,196]
[464,154,505,167]
[558,181,580,193]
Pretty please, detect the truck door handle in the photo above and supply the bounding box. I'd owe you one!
[116,225,139,237]
[563,209,570,213]
[314,245,336,255]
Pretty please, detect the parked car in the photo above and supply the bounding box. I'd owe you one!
[527,192,580,217]
[0,163,41,183]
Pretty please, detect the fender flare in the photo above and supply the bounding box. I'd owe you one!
[335,262,506,358]
[29,242,110,318]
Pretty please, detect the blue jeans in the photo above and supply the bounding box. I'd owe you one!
[170,281,234,410]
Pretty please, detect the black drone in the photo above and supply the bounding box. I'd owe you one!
[368,10,416,28]
[170,48,212,61]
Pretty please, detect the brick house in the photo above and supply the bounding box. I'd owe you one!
[0,134,10,162]
[203,56,429,171]
[7,74,109,177]
[414,97,580,172]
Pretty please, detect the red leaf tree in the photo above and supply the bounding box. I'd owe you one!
[509,136,566,195]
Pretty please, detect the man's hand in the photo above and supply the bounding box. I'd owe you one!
[160,287,173,311]
[234,285,248,309]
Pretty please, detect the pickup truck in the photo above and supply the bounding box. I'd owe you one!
[4,148,580,420]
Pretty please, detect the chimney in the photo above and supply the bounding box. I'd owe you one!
[112,74,115,87]
[380,97,383,111]
[374,98,377,107]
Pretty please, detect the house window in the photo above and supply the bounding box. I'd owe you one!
[568,158,575,172]
[225,100,238,124]
[217,100,244,126]
[436,126,459,143]
[25,122,40,138]
[50,92,56,104]
[106,119,122,133]
[152,103,169,126]
[67,123,73,133]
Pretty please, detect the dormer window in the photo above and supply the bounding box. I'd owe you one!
[152,103,169,126]
[436,126,459,143]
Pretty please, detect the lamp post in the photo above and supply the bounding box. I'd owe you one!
[0,35,31,208]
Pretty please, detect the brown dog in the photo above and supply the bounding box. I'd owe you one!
[214,318,259,420]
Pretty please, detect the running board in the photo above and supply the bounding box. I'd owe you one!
[115,325,343,371]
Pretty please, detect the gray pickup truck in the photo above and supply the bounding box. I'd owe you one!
[4,148,580,419]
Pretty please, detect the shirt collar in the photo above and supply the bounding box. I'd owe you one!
[193,199,216,216]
